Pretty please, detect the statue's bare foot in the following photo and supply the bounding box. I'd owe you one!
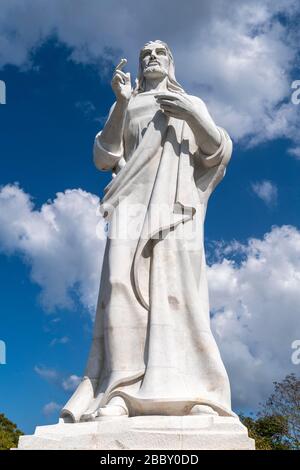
[190,404,218,416]
[97,405,128,417]
[96,396,128,417]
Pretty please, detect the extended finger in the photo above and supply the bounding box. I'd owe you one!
[162,110,182,117]
[158,99,180,107]
[115,58,127,72]
[112,73,127,86]
[159,102,181,112]
[161,110,182,119]
[155,93,178,101]
[113,69,127,80]
[160,107,183,116]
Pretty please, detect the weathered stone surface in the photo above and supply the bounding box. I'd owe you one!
[18,415,255,450]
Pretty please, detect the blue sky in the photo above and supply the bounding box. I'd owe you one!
[0,0,300,434]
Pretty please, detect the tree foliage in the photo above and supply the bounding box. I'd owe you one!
[241,414,290,449]
[0,413,23,450]
[241,373,300,450]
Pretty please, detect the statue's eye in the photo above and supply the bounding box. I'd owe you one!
[157,50,166,55]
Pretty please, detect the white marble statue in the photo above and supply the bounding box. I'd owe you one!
[61,40,234,423]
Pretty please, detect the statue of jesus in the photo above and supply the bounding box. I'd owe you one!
[61,40,234,422]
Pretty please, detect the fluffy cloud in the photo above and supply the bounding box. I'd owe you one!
[35,365,81,392]
[61,374,82,392]
[208,225,300,410]
[251,180,278,206]
[0,184,105,313]
[43,401,61,416]
[50,336,69,347]
[288,146,300,160]
[34,365,59,382]
[0,0,299,148]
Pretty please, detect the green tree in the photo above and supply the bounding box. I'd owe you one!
[241,414,291,450]
[262,373,300,449]
[0,413,23,450]
[240,373,300,450]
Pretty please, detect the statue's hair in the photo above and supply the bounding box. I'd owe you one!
[133,40,185,95]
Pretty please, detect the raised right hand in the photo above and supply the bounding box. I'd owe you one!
[111,58,132,102]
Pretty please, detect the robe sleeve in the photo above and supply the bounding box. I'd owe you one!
[192,125,233,200]
[93,102,124,171]
[189,96,230,169]
[196,126,231,169]
[93,131,123,171]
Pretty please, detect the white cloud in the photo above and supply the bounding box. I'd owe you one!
[34,365,59,382]
[288,147,300,160]
[0,0,299,149]
[43,401,61,416]
[35,365,81,392]
[208,225,300,410]
[62,374,82,391]
[50,336,69,347]
[0,184,106,314]
[251,180,278,206]
[75,100,96,119]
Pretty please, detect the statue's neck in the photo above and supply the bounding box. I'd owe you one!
[144,76,168,92]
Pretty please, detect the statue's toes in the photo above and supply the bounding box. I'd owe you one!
[97,405,128,417]
[190,404,218,416]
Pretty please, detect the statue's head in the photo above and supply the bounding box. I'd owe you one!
[134,40,185,95]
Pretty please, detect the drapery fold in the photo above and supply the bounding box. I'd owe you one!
[61,96,233,423]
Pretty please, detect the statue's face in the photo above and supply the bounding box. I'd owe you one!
[140,42,170,80]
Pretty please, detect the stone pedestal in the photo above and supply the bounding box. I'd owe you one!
[18,415,255,450]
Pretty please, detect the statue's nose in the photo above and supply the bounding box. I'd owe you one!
[150,51,157,60]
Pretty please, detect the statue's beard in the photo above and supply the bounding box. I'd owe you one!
[143,65,167,78]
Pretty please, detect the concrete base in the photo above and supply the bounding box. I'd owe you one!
[18,415,255,450]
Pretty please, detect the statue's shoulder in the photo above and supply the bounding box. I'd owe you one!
[187,94,208,110]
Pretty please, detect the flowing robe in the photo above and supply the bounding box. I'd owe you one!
[61,91,234,422]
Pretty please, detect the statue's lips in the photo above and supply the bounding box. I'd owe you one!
[146,62,160,67]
